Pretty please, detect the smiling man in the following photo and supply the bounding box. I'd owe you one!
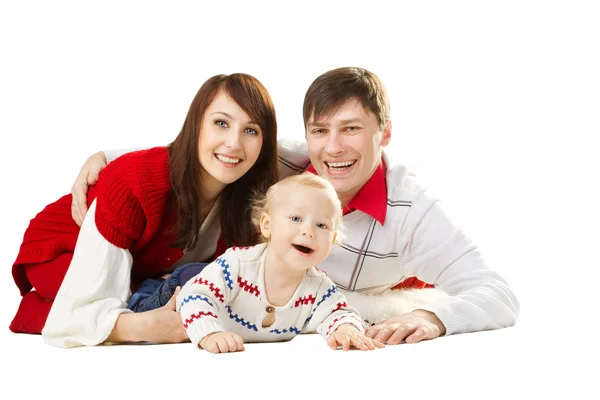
[66,67,519,345]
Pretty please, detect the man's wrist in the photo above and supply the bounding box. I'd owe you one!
[413,309,447,335]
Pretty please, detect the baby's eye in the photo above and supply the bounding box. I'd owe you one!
[216,120,228,128]
[317,223,328,230]
[290,216,301,222]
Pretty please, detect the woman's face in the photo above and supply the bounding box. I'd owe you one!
[197,90,263,192]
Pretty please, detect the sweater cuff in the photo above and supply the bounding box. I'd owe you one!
[184,318,224,348]
[419,300,470,336]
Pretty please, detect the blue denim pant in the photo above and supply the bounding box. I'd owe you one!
[127,262,209,312]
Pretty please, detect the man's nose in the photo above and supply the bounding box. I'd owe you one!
[325,131,344,156]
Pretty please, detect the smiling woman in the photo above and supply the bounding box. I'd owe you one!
[9,73,280,347]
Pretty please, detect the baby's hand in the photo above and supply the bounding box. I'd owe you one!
[327,323,385,351]
[199,332,245,354]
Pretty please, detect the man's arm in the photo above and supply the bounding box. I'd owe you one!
[367,190,519,344]
[71,147,146,226]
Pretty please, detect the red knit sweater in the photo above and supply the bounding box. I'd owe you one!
[12,147,187,295]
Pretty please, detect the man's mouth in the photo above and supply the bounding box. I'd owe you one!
[324,160,356,171]
[292,244,314,255]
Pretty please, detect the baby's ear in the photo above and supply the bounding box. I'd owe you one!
[259,213,271,239]
[331,233,337,244]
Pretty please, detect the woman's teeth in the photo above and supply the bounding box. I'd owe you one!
[216,154,241,164]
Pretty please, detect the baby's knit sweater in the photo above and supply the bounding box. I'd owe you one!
[176,243,365,347]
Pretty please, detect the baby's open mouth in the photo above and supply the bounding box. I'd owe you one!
[292,244,314,255]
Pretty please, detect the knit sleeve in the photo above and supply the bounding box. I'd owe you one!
[176,253,240,347]
[303,277,365,339]
[400,190,520,336]
[42,200,133,348]
[94,154,146,249]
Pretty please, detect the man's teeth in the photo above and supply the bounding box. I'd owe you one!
[326,160,356,169]
[216,154,241,164]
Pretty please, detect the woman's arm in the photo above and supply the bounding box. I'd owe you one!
[42,200,135,348]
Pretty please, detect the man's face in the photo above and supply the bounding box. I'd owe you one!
[305,99,391,205]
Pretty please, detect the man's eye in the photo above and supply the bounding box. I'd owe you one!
[290,216,301,222]
[345,126,358,132]
[312,129,326,135]
[317,223,328,230]
[216,120,228,128]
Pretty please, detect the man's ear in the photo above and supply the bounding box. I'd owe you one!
[381,120,392,147]
[259,213,271,239]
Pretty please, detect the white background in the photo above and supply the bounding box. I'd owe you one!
[0,1,598,398]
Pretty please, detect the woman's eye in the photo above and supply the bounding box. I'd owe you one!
[317,223,328,230]
[216,120,228,128]
[290,216,301,222]
[245,128,259,135]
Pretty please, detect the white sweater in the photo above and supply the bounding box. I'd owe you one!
[176,243,364,347]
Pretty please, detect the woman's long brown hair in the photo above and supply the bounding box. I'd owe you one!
[168,73,279,250]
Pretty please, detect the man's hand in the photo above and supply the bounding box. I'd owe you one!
[327,323,385,351]
[200,332,245,354]
[71,151,107,226]
[365,309,446,345]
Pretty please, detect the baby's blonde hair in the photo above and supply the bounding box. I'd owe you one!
[251,173,345,245]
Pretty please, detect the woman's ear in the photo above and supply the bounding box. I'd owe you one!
[259,213,271,239]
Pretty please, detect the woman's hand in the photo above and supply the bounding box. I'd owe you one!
[107,287,189,344]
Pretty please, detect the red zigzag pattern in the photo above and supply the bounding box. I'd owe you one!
[193,277,225,302]
[294,294,316,307]
[238,276,260,297]
[183,311,217,329]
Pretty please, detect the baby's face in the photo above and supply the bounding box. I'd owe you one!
[266,184,338,271]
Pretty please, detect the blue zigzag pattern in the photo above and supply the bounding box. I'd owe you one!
[305,285,339,325]
[179,294,214,308]
[225,305,258,331]
[269,327,301,335]
[215,257,233,289]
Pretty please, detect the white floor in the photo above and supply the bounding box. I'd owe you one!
[0,313,591,399]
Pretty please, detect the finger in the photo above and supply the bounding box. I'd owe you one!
[164,287,181,311]
[360,336,376,350]
[216,337,230,353]
[342,335,351,351]
[88,170,100,185]
[327,335,339,350]
[387,325,417,345]
[365,326,379,339]
[350,336,369,351]
[205,339,219,354]
[374,327,396,344]
[406,327,430,344]
[372,338,386,348]
[234,334,245,351]
[224,334,239,352]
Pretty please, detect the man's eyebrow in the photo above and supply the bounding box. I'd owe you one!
[307,121,328,128]
[211,111,258,125]
[338,118,362,125]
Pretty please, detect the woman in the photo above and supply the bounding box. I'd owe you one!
[9,73,279,347]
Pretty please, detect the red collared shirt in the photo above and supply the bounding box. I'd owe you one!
[305,161,388,225]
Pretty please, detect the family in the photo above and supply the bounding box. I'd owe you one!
[9,67,519,352]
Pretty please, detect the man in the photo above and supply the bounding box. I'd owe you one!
[71,67,519,344]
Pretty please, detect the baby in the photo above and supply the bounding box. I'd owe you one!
[176,174,384,353]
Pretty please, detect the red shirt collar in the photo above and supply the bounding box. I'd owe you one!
[306,160,387,225]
